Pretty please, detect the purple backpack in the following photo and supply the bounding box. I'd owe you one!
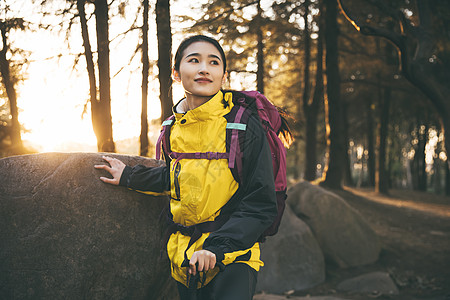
[156,90,288,241]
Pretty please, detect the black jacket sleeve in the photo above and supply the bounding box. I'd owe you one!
[202,114,278,261]
[119,165,170,193]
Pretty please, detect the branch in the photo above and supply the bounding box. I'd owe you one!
[338,0,404,51]
[112,45,140,78]
[337,0,362,31]
[194,0,259,27]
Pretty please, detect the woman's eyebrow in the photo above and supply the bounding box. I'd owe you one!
[185,53,222,61]
[208,54,222,61]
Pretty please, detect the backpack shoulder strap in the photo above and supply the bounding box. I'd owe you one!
[155,115,175,161]
[225,92,254,184]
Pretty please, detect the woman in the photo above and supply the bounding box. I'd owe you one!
[95,35,278,300]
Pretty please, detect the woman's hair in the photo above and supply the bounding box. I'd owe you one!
[173,35,227,73]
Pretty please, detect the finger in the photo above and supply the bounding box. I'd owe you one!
[107,158,125,169]
[102,156,114,164]
[95,164,113,174]
[94,164,109,170]
[208,253,216,271]
[197,256,205,273]
[201,252,214,271]
[99,176,117,185]
[189,255,198,275]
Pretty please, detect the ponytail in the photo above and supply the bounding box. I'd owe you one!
[276,106,294,148]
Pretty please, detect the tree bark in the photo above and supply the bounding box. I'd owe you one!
[431,133,442,194]
[417,121,428,191]
[321,0,345,189]
[375,85,391,194]
[446,157,450,196]
[302,0,320,182]
[0,22,23,150]
[342,100,353,186]
[365,96,376,186]
[156,0,173,122]
[77,0,101,151]
[140,0,150,156]
[94,0,115,152]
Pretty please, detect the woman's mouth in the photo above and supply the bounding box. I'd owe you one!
[194,78,213,83]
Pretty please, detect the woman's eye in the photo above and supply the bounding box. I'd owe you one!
[211,60,219,65]
[188,58,199,63]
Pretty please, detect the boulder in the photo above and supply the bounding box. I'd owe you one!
[256,206,325,294]
[337,272,399,296]
[0,153,177,300]
[288,181,380,268]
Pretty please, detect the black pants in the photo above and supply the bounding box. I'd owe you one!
[176,263,257,300]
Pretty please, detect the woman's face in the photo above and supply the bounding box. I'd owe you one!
[173,41,226,98]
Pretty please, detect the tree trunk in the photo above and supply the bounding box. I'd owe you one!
[77,0,101,150]
[256,0,264,94]
[94,0,115,152]
[365,96,375,186]
[410,123,419,190]
[446,158,450,196]
[140,0,150,157]
[156,0,173,122]
[321,0,345,189]
[342,100,353,186]
[303,0,320,182]
[0,23,23,151]
[375,86,391,194]
[417,122,428,191]
[432,144,442,194]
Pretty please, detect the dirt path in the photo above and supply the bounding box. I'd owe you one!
[289,187,450,300]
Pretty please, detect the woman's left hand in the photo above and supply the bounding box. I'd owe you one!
[189,250,216,275]
[94,156,126,185]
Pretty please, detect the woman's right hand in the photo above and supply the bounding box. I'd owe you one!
[94,156,126,185]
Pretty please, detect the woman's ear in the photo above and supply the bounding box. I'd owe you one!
[222,71,228,85]
[173,69,181,82]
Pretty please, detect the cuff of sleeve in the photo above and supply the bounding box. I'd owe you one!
[119,166,132,187]
[203,246,225,263]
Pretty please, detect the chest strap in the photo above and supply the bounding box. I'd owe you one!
[169,151,229,169]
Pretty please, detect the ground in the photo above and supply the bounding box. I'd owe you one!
[262,187,450,300]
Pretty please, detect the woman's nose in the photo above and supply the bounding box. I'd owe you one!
[198,63,209,74]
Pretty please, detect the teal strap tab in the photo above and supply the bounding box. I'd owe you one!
[226,123,247,131]
[162,119,174,126]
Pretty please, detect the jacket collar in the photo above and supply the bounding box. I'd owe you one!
[172,90,234,122]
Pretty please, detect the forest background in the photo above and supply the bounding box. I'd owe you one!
[1,0,449,195]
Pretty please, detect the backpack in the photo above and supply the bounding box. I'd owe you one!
[155,90,291,241]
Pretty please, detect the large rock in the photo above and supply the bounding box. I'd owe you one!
[337,272,399,296]
[288,181,380,268]
[0,153,177,300]
[256,206,325,294]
